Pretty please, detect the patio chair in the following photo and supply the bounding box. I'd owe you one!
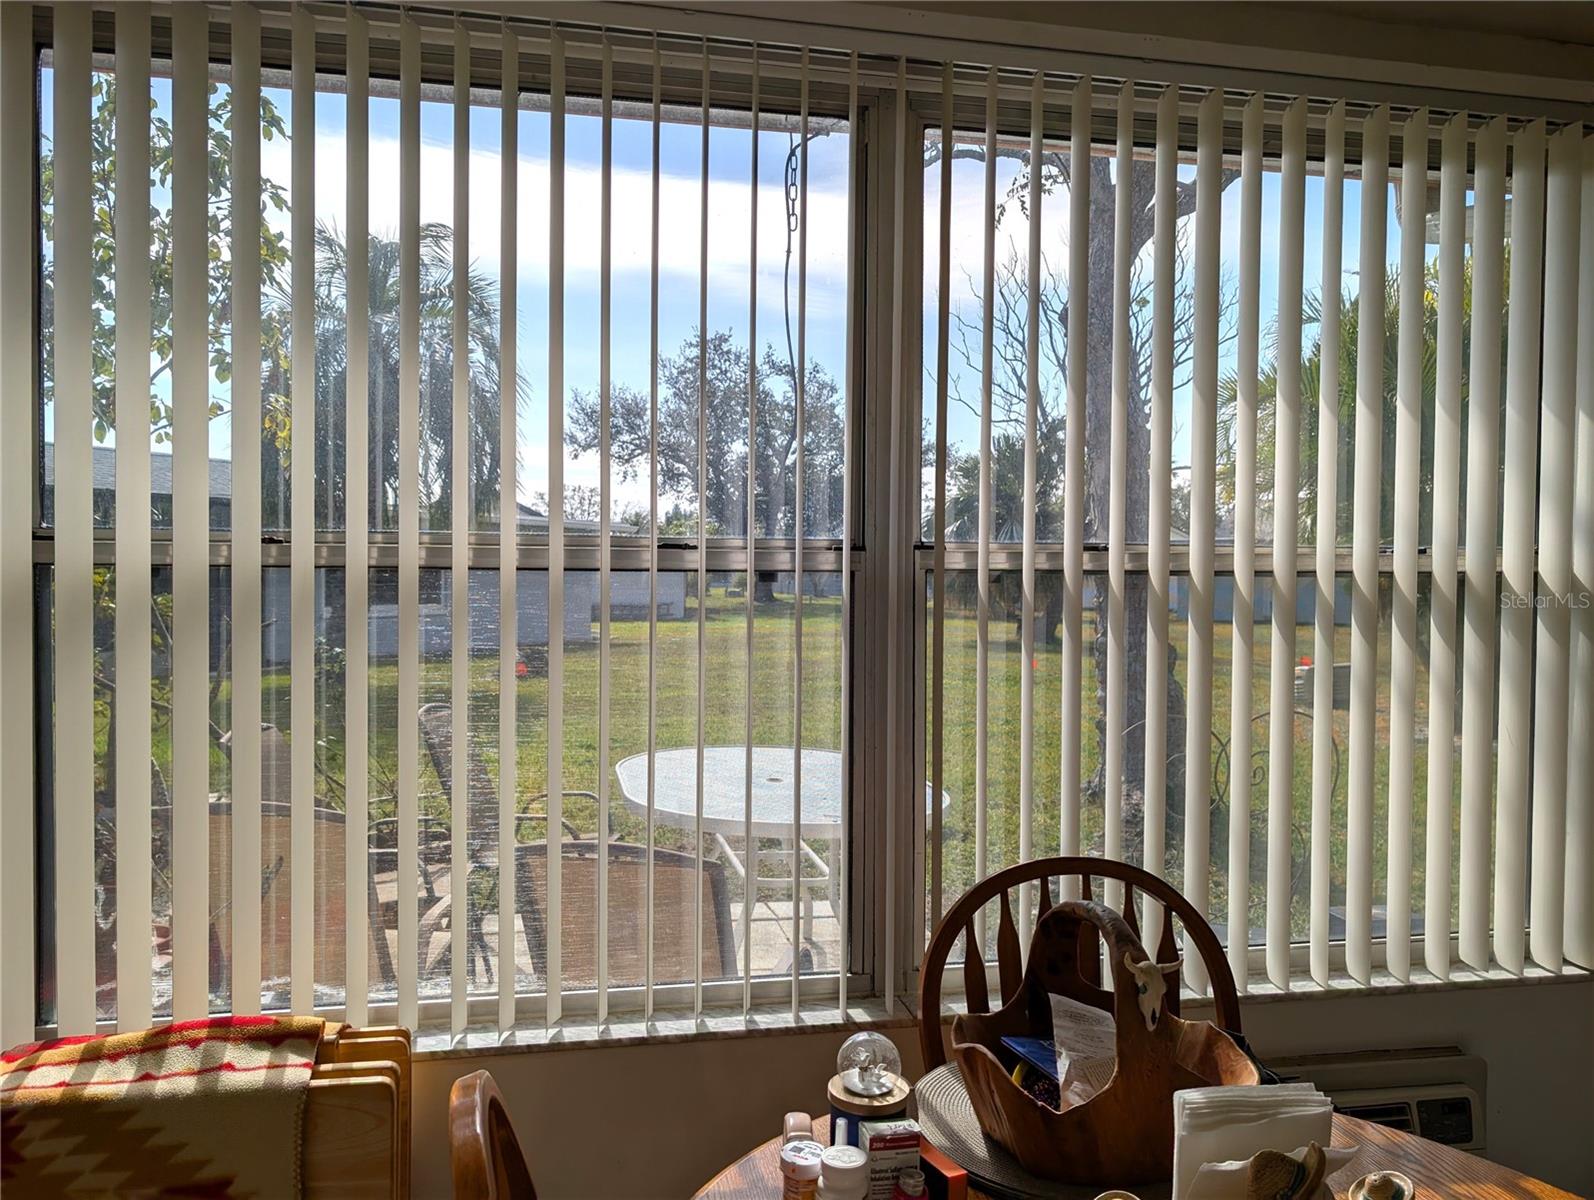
[512,839,738,988]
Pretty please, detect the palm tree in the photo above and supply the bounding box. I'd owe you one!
[1218,253,1499,549]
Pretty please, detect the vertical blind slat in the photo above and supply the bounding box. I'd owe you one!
[883,53,912,1013]
[171,2,210,1022]
[229,2,264,1018]
[114,2,155,1033]
[1018,71,1043,935]
[1103,79,1130,917]
[1388,109,1428,985]
[741,46,759,1017]
[597,36,614,1027]
[1346,106,1389,987]
[345,6,371,1028]
[839,49,858,1013]
[792,46,809,1021]
[644,36,661,1020]
[0,0,37,1048]
[1495,120,1547,978]
[289,6,317,1015]
[929,62,953,936]
[546,29,567,1026]
[1459,119,1507,972]
[975,68,996,909]
[1141,86,1177,949]
[1267,97,1306,991]
[1182,89,1222,997]
[396,13,422,1032]
[51,2,96,1036]
[1310,102,1346,988]
[1227,92,1262,993]
[449,23,471,1041]
[1060,78,1091,893]
[1423,112,1465,984]
[1528,126,1581,973]
[1567,133,1594,971]
[692,42,708,1020]
[496,22,519,1037]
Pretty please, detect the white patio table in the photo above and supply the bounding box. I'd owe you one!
[613,746,947,946]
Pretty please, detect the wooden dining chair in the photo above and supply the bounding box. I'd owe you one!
[918,856,1243,1072]
[449,1070,536,1200]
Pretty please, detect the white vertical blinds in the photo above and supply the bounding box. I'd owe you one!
[1347,106,1389,987]
[496,22,520,1036]
[1310,102,1346,989]
[975,67,996,909]
[1227,93,1261,993]
[396,12,422,1033]
[1266,97,1306,992]
[545,27,566,1028]
[1388,109,1426,987]
[791,46,809,1021]
[1141,84,1176,952]
[1528,127,1581,975]
[1460,119,1507,972]
[0,0,37,1051]
[1495,120,1547,979]
[50,1,95,1036]
[1424,111,1465,984]
[11,5,1594,1047]
[288,3,317,1019]
[1019,69,1043,932]
[596,35,614,1028]
[344,4,371,1029]
[1182,90,1220,997]
[1569,136,1594,971]
[113,2,155,1034]
[1060,78,1090,890]
[449,21,472,1041]
[741,44,759,1017]
[1102,78,1128,920]
[170,2,209,1022]
[229,2,264,1018]
[928,61,953,938]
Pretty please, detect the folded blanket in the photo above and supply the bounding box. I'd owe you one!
[2,1014,327,1198]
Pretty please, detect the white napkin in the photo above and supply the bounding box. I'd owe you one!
[1171,1085,1335,1200]
[1186,1143,1359,1200]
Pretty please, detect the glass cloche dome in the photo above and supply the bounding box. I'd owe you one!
[836,1031,902,1097]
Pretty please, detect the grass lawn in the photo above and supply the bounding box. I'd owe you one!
[108,575,1464,955]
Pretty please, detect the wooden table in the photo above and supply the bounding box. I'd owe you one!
[695,1113,1578,1199]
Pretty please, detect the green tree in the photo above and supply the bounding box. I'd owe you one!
[1222,253,1499,550]
[289,221,519,531]
[566,328,847,541]
[39,71,291,444]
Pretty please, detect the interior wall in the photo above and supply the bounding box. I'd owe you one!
[410,976,1593,1199]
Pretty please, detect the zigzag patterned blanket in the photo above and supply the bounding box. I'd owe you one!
[1,1014,326,1198]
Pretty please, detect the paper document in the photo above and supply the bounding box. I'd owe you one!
[1048,993,1118,1108]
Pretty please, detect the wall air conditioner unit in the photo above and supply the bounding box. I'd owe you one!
[1266,1046,1486,1154]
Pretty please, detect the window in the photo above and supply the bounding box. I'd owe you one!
[917,81,1593,991]
[22,7,857,1038]
[5,4,1589,1049]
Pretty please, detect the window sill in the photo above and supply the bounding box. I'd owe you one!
[410,962,1590,1060]
[412,998,914,1061]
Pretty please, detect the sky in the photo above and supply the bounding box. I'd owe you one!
[40,64,1453,534]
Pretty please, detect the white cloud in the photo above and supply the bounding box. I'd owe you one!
[260,129,853,309]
